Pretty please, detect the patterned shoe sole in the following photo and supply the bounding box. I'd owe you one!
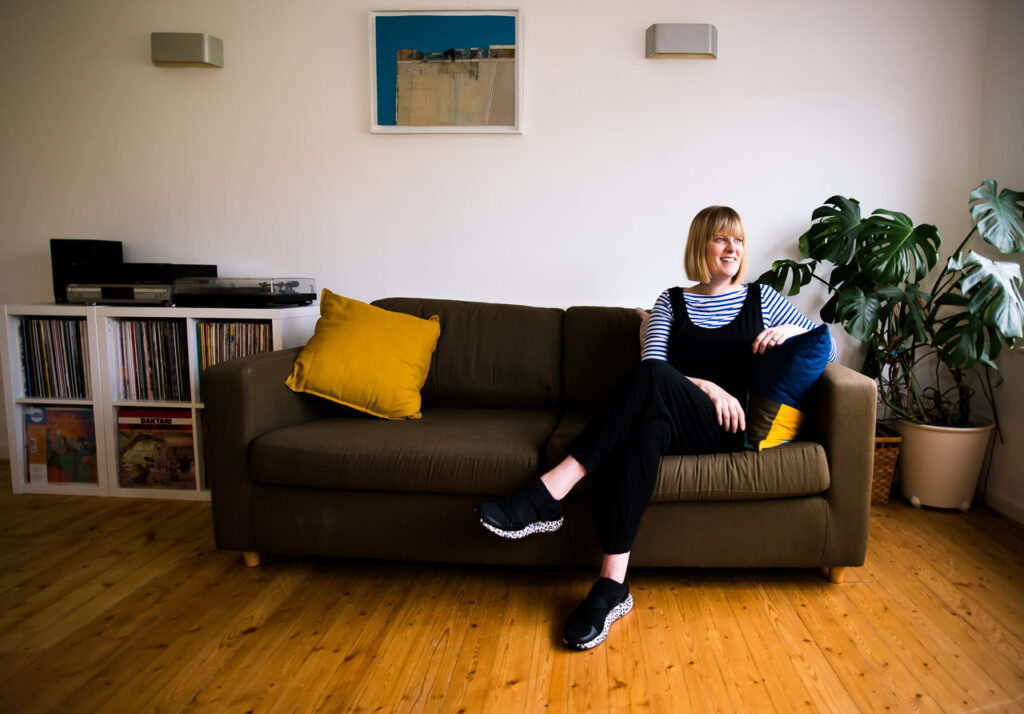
[565,593,634,650]
[479,516,563,540]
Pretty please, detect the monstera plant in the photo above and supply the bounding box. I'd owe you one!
[759,180,1024,430]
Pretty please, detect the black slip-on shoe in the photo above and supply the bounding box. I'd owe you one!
[477,478,564,540]
[563,577,633,650]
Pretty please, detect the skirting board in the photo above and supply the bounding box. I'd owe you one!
[985,492,1024,529]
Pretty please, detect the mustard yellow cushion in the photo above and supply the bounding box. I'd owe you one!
[285,289,440,419]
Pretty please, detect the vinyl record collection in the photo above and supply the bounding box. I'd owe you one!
[116,319,189,401]
[196,320,272,372]
[17,317,91,399]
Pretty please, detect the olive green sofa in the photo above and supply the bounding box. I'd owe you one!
[202,297,876,582]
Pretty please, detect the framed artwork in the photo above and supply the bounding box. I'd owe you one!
[370,10,521,133]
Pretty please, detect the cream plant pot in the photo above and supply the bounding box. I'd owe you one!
[895,419,995,511]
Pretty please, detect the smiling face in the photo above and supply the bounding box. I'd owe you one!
[706,233,744,283]
[684,206,748,286]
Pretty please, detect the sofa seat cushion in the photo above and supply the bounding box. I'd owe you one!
[250,408,559,496]
[547,412,829,502]
[653,446,829,502]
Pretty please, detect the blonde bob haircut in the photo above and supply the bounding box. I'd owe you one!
[684,205,747,285]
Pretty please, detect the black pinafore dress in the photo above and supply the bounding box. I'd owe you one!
[567,284,763,553]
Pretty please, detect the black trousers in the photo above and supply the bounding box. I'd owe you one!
[568,360,743,554]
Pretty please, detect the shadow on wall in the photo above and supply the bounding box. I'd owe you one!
[7,251,53,304]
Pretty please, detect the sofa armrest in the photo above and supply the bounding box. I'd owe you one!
[202,347,328,551]
[807,362,877,566]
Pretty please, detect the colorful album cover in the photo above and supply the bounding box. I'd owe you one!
[23,407,48,485]
[24,406,98,484]
[117,408,196,490]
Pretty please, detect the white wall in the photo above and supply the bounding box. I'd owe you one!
[1,0,1017,516]
[0,0,989,309]
[978,0,1024,524]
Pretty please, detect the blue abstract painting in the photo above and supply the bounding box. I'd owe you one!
[372,12,518,130]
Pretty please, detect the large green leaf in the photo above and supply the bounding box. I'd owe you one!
[877,283,930,344]
[818,263,862,324]
[857,210,940,285]
[834,286,881,341]
[901,283,931,343]
[949,251,1024,339]
[755,259,815,296]
[800,196,862,264]
[820,292,840,324]
[828,263,863,292]
[931,312,1001,371]
[970,179,1024,254]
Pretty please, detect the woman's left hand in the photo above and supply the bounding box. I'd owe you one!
[635,307,650,348]
[752,324,807,354]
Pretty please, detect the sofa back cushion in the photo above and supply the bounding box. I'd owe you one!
[562,306,642,411]
[373,297,563,409]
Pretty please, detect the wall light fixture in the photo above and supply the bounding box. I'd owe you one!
[645,24,717,59]
[151,33,224,68]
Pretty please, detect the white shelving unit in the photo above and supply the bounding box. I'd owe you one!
[1,303,319,500]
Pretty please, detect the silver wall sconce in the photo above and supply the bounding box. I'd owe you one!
[646,24,717,59]
[151,33,224,67]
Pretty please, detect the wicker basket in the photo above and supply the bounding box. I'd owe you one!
[872,423,902,505]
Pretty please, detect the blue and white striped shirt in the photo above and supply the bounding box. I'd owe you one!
[641,284,837,362]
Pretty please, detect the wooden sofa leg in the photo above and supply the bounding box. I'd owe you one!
[825,566,846,583]
[242,551,261,568]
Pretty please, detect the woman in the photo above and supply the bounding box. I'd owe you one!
[477,205,835,650]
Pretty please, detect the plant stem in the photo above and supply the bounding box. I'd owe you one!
[927,226,978,315]
[949,226,979,260]
[984,367,1004,441]
[810,272,837,291]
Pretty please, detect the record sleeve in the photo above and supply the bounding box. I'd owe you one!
[24,406,98,484]
[117,408,196,489]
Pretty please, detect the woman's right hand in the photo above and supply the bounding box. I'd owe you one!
[689,377,746,433]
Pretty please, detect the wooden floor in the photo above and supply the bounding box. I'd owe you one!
[1,464,1023,713]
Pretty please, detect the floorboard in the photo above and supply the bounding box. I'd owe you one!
[1,462,1023,713]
